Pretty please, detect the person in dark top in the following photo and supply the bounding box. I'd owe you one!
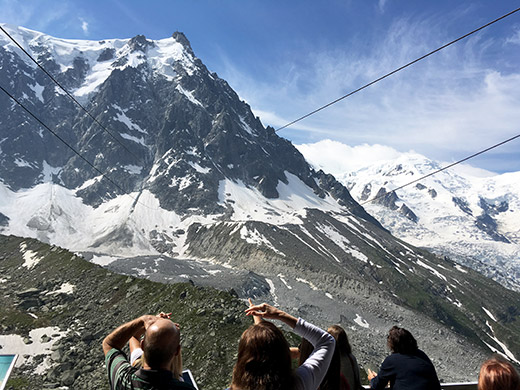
[102,313,196,390]
[367,326,440,390]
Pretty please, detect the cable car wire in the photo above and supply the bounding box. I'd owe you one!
[0,83,156,210]
[275,6,520,133]
[357,132,520,209]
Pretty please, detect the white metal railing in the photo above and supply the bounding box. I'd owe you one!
[362,382,478,389]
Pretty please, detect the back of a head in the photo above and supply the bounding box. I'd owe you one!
[327,324,352,355]
[231,321,294,390]
[478,356,520,390]
[298,337,340,390]
[387,326,418,355]
[142,318,180,369]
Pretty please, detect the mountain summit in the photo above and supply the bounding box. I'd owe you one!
[0,23,378,253]
[305,149,520,292]
[1,25,520,379]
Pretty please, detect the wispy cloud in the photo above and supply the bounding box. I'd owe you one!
[80,19,89,35]
[0,0,96,39]
[506,27,520,45]
[221,13,520,172]
[378,0,389,13]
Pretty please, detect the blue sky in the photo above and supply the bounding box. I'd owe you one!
[1,0,520,173]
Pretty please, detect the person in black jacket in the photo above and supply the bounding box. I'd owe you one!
[367,326,441,390]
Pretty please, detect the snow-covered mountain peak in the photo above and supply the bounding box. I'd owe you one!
[299,142,520,290]
[0,24,201,100]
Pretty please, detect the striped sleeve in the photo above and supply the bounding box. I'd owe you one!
[105,348,135,389]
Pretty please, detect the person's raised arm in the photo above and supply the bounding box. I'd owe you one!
[102,314,157,356]
[248,298,264,325]
[245,302,298,329]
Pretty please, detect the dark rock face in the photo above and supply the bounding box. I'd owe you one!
[452,196,472,215]
[0,213,9,227]
[475,214,510,243]
[97,48,115,62]
[399,204,418,222]
[374,187,399,211]
[128,34,155,52]
[314,170,384,228]
[0,27,380,225]
[479,197,509,216]
[360,183,372,201]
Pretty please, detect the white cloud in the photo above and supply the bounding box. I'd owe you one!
[378,0,389,13]
[296,140,498,179]
[296,140,404,174]
[81,19,89,35]
[506,28,520,45]
[221,14,520,172]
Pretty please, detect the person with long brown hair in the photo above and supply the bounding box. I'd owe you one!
[478,355,520,390]
[367,326,440,390]
[298,337,341,390]
[328,325,362,390]
[230,302,335,390]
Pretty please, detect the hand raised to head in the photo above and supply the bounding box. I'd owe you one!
[367,368,378,381]
[245,302,297,329]
[245,302,281,320]
[156,312,172,319]
[248,298,264,324]
[141,314,159,330]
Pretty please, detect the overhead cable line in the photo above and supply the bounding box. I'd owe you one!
[0,25,142,163]
[275,7,520,133]
[356,132,520,209]
[0,83,155,210]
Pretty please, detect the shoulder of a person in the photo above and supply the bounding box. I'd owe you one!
[383,352,404,365]
[105,348,130,367]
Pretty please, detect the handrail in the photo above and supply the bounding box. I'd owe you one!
[362,382,478,389]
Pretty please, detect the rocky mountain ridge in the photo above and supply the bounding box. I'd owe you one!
[309,151,520,292]
[1,24,520,384]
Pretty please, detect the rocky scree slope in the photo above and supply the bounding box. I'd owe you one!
[0,234,260,390]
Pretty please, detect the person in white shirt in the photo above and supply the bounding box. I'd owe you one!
[229,302,335,390]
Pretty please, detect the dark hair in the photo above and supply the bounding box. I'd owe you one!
[231,321,294,390]
[478,355,520,390]
[386,326,418,354]
[328,324,352,355]
[298,337,340,390]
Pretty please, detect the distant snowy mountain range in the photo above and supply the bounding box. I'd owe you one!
[297,140,520,291]
[1,24,520,376]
